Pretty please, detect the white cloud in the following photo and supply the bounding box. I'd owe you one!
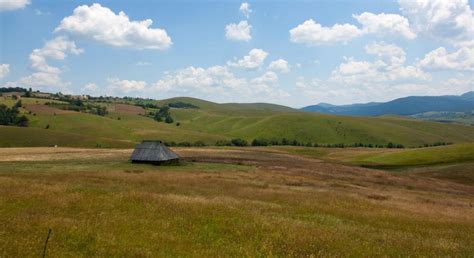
[29,36,83,74]
[418,46,474,71]
[4,72,66,89]
[365,41,406,68]
[4,36,82,89]
[0,0,30,12]
[330,42,430,86]
[155,65,245,93]
[227,48,268,69]
[290,19,362,45]
[83,83,98,92]
[107,78,147,96]
[251,71,278,84]
[0,64,10,80]
[268,59,290,73]
[249,71,286,97]
[55,3,172,50]
[353,12,416,39]
[398,0,474,44]
[239,2,252,18]
[153,65,288,102]
[225,20,252,41]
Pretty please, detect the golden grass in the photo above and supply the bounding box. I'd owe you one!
[0,147,473,256]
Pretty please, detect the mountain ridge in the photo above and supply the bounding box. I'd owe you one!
[302,92,474,116]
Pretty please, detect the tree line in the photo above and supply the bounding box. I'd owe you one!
[162,138,413,149]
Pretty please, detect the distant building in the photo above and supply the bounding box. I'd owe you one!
[130,141,180,164]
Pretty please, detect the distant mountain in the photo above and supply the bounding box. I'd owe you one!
[303,102,380,114]
[302,92,474,116]
[461,91,474,101]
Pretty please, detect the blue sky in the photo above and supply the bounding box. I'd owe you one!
[1,0,474,107]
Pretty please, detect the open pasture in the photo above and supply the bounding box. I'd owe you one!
[1,146,473,256]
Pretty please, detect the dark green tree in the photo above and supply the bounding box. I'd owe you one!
[165,116,174,123]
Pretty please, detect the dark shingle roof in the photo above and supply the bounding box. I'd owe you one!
[131,141,179,162]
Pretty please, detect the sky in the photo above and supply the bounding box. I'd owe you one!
[1,0,474,107]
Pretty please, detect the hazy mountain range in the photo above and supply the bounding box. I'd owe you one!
[301,92,474,116]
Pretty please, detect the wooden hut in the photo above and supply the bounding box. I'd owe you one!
[130,141,179,164]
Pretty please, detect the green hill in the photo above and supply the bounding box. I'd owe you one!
[1,96,474,148]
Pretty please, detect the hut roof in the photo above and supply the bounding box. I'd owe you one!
[131,141,179,162]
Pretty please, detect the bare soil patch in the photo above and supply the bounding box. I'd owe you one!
[114,104,145,115]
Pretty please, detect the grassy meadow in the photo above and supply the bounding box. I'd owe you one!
[0,147,473,256]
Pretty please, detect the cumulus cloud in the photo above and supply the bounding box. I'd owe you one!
[365,41,406,68]
[0,0,30,12]
[418,46,474,71]
[227,48,268,69]
[353,12,416,39]
[29,36,83,74]
[0,64,10,80]
[330,42,430,86]
[268,59,290,73]
[155,65,245,93]
[290,19,362,45]
[251,71,278,84]
[398,0,474,43]
[239,2,252,18]
[82,82,98,92]
[225,20,252,41]
[55,3,172,50]
[4,72,66,88]
[4,36,82,89]
[153,65,288,102]
[107,78,147,96]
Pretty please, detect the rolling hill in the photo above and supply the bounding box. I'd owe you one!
[2,94,474,148]
[302,92,474,116]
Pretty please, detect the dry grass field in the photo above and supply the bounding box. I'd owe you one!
[0,147,473,256]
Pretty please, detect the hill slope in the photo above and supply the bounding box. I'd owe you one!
[2,96,474,148]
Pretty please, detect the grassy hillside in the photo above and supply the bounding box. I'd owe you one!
[2,96,474,148]
[411,111,474,126]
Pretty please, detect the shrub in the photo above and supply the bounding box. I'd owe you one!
[164,141,177,147]
[178,141,191,147]
[193,141,206,147]
[165,116,174,124]
[215,140,232,146]
[231,138,248,147]
[251,138,269,146]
